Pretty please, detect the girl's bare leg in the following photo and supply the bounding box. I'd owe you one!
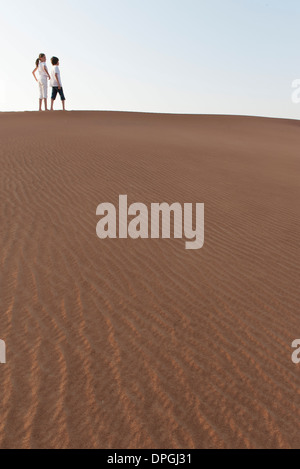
[39,99,42,111]
[43,98,48,111]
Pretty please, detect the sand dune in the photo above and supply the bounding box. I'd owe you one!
[0,111,299,449]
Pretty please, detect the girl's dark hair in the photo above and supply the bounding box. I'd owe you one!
[51,56,59,65]
[35,53,45,67]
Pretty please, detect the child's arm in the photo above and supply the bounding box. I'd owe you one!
[32,67,38,82]
[55,73,61,89]
[44,65,51,80]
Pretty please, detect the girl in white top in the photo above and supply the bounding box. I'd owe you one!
[32,53,51,111]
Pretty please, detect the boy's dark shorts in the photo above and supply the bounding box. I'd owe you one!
[51,87,66,101]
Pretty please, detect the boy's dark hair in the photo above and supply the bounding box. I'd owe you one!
[51,56,59,65]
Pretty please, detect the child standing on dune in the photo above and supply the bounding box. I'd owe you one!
[32,53,50,111]
[50,57,66,111]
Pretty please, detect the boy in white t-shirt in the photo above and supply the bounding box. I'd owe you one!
[50,57,66,111]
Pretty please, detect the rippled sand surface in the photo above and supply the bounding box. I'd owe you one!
[0,111,299,448]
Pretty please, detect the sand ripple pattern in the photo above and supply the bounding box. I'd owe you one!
[0,112,299,448]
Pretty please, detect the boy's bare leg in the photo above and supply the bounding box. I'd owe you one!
[39,99,42,111]
[62,100,65,111]
[51,99,54,111]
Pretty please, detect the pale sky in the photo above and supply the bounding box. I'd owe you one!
[1,0,300,118]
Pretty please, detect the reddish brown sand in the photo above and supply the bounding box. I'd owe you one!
[0,111,299,449]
